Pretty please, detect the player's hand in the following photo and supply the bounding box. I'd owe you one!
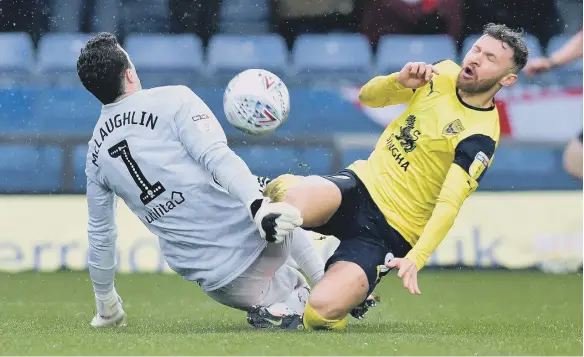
[386,258,421,295]
[248,197,303,243]
[523,57,553,77]
[396,62,440,89]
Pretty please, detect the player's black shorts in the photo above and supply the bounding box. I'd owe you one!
[578,130,583,143]
[311,169,412,296]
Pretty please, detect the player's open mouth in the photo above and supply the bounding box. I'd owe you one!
[462,66,474,80]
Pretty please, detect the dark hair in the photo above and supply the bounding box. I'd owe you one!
[77,32,131,105]
[482,23,529,73]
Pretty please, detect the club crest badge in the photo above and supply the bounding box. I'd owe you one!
[443,119,465,136]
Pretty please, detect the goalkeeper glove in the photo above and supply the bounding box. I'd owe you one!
[248,197,303,243]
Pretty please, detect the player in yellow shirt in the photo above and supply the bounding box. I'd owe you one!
[263,23,529,330]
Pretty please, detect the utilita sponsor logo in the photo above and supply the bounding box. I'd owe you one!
[145,191,186,223]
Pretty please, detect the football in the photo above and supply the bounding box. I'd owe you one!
[223,69,290,136]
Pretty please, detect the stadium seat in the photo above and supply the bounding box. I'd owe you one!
[31,88,102,135]
[342,148,373,168]
[0,32,35,87]
[119,0,170,35]
[479,145,582,191]
[220,0,270,22]
[219,0,270,34]
[376,35,456,75]
[207,34,288,83]
[0,88,36,133]
[547,35,583,87]
[0,145,63,193]
[73,144,88,192]
[38,33,93,86]
[125,34,205,87]
[233,146,334,178]
[291,34,372,85]
[218,21,271,35]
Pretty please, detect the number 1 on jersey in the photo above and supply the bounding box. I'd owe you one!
[108,140,166,205]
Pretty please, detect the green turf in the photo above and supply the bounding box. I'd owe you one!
[0,270,581,355]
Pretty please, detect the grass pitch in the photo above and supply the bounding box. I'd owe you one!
[0,270,581,355]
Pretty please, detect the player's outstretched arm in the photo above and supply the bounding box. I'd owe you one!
[359,62,439,108]
[391,134,496,294]
[524,29,583,76]
[86,175,125,327]
[173,87,302,243]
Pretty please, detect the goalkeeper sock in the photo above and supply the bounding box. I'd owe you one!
[93,283,117,301]
[88,259,116,301]
[303,302,348,330]
[286,256,300,270]
[268,282,310,316]
[290,228,325,284]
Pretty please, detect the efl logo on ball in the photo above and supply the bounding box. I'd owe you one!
[223,69,290,136]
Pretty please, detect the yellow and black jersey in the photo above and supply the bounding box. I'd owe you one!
[350,60,500,269]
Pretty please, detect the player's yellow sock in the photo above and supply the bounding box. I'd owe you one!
[264,174,303,202]
[303,302,348,330]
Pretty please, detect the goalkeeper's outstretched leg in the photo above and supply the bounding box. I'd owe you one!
[203,226,325,330]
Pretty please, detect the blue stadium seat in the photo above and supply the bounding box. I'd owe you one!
[233,146,333,178]
[547,35,583,87]
[31,88,102,135]
[219,21,270,35]
[479,145,582,191]
[207,34,288,83]
[0,145,63,193]
[219,0,270,35]
[342,148,372,168]
[376,35,456,74]
[0,88,36,133]
[38,33,93,86]
[0,32,35,87]
[73,144,88,192]
[119,0,169,35]
[125,34,205,87]
[291,34,372,84]
[220,0,270,22]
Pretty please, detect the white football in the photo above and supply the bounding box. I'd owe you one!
[223,69,290,136]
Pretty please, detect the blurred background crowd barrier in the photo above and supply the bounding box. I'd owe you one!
[0,0,581,273]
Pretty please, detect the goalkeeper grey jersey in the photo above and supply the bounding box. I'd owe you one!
[85,85,267,291]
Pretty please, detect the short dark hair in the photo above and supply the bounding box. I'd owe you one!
[482,23,529,73]
[77,32,131,105]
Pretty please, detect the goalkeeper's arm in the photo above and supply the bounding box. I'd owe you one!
[86,176,118,300]
[172,86,303,242]
[405,134,496,269]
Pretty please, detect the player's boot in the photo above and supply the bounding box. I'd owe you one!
[90,294,127,328]
[246,306,304,330]
[349,294,380,320]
